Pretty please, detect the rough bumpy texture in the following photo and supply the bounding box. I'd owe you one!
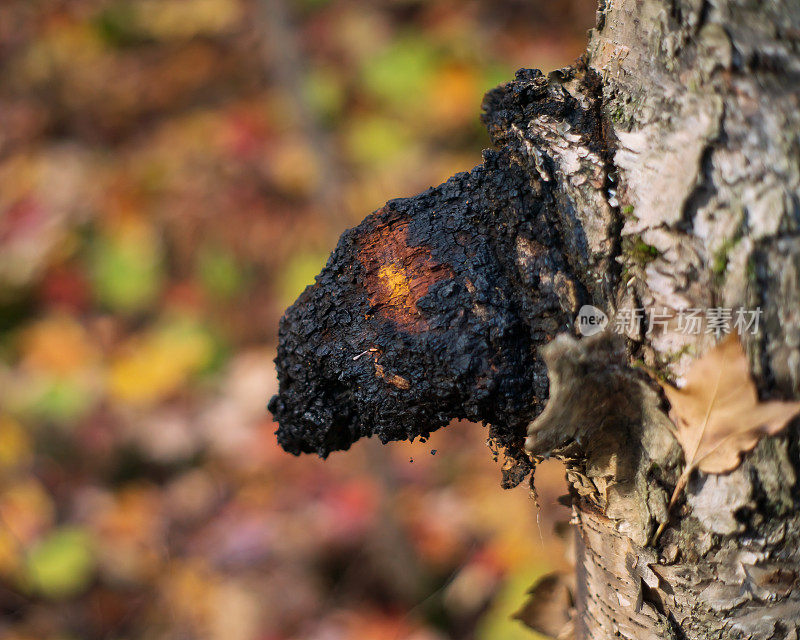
[269,148,582,478]
[269,68,611,483]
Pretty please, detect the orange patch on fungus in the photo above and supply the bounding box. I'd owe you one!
[374,363,411,390]
[358,216,454,332]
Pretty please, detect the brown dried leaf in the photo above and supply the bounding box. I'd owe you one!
[660,332,800,475]
[512,571,575,639]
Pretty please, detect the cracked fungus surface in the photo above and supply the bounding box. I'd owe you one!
[359,217,455,333]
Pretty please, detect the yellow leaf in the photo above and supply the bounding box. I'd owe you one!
[660,332,800,475]
[134,0,242,40]
[0,416,32,470]
[108,319,214,406]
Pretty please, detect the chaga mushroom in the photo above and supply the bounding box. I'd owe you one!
[269,67,613,486]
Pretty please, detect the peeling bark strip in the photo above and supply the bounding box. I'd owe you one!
[271,0,800,636]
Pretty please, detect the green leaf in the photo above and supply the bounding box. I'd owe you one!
[303,67,345,124]
[280,251,330,307]
[94,2,148,47]
[361,35,438,112]
[26,376,94,424]
[197,246,246,301]
[90,233,164,313]
[26,527,95,599]
[476,567,553,640]
[344,115,410,167]
[483,63,513,93]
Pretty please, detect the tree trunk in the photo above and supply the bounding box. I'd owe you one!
[270,1,800,638]
[544,1,800,638]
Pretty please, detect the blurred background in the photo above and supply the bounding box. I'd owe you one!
[0,1,595,638]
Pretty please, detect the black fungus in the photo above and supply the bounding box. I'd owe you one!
[269,68,600,485]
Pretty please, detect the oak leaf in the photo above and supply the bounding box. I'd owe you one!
[651,332,800,544]
[660,332,800,476]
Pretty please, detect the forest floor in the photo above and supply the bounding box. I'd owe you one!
[0,1,593,638]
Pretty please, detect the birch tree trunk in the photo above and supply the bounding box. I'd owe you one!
[538,1,800,638]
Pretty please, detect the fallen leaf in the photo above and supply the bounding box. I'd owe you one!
[660,332,800,475]
[652,332,800,543]
[512,571,574,639]
[26,527,95,599]
[108,317,216,405]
